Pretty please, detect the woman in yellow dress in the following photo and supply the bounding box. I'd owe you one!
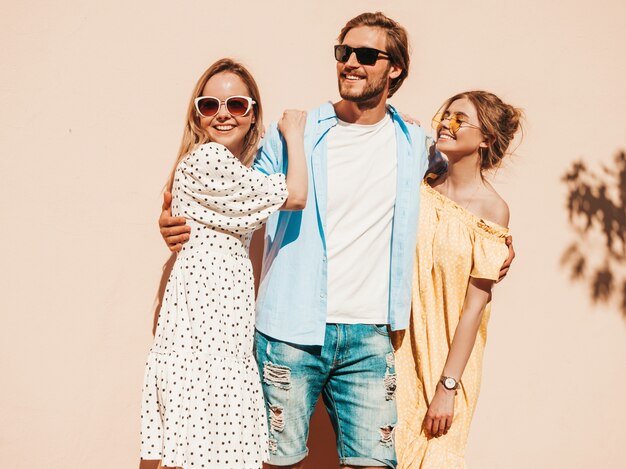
[394,91,522,468]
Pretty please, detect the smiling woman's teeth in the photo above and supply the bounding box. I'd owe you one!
[439,134,454,140]
[215,125,234,131]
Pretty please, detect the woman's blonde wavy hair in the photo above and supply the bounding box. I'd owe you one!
[167,58,263,191]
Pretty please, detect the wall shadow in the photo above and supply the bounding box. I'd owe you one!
[250,226,266,293]
[561,149,626,318]
[262,399,339,469]
[138,460,161,469]
[302,399,340,469]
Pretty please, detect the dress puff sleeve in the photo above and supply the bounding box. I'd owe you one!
[176,143,288,234]
[469,221,510,280]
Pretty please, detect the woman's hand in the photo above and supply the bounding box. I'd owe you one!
[423,383,455,438]
[278,110,306,142]
[278,110,308,210]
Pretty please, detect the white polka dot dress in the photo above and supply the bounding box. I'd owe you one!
[140,143,287,469]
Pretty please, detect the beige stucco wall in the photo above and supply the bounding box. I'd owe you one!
[1,1,625,467]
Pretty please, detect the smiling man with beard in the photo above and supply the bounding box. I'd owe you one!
[161,11,433,469]
[250,13,427,469]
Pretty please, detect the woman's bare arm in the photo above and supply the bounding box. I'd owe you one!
[423,278,494,438]
[278,110,308,210]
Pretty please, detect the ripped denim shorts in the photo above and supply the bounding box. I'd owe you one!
[254,324,397,468]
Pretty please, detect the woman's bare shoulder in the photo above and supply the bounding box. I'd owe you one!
[477,185,510,228]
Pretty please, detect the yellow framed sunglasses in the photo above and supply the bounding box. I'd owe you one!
[431,111,482,136]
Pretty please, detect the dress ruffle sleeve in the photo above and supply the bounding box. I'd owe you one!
[176,142,287,234]
[469,222,510,280]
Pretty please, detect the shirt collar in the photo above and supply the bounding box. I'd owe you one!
[317,101,412,144]
[318,101,337,122]
[387,104,413,145]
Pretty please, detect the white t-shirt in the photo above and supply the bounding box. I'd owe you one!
[325,113,397,324]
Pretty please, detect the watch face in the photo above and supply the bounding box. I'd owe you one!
[444,377,456,389]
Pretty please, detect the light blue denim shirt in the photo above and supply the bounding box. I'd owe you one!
[253,102,430,346]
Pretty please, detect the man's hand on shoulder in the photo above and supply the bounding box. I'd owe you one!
[159,191,190,252]
[399,112,421,126]
[498,235,515,283]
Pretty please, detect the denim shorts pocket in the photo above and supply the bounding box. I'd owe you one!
[371,324,390,336]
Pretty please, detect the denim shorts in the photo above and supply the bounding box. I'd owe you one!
[254,324,397,468]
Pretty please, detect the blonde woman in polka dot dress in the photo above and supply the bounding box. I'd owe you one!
[140,59,307,469]
[393,91,522,469]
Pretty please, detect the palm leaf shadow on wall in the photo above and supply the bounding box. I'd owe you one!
[561,150,626,318]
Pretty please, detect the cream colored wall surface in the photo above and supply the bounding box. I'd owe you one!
[1,1,625,468]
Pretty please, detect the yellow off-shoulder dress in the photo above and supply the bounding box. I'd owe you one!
[393,182,509,469]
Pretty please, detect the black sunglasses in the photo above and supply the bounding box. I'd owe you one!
[334,45,390,66]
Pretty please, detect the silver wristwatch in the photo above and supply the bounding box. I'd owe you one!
[440,375,461,391]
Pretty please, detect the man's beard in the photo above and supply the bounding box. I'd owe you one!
[338,67,390,103]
